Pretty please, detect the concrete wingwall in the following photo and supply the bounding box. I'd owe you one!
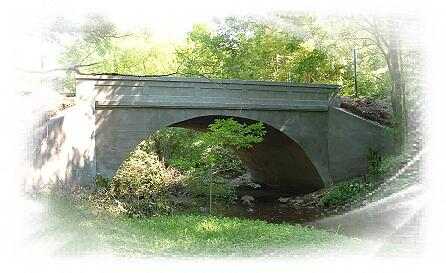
[23,105,96,192]
[328,107,394,182]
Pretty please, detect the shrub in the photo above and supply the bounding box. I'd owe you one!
[149,127,202,167]
[319,178,370,207]
[180,118,265,208]
[197,118,266,175]
[375,153,405,176]
[106,140,185,217]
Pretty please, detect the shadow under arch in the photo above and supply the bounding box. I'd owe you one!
[167,115,324,194]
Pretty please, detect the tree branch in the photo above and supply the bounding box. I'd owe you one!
[108,33,133,39]
[19,62,101,74]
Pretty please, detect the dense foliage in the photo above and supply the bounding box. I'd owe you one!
[176,18,343,84]
[53,14,417,99]
[53,14,421,149]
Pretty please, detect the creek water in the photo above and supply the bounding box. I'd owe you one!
[222,202,322,224]
[211,186,326,224]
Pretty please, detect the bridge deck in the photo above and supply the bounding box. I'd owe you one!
[76,75,339,112]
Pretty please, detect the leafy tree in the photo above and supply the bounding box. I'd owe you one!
[153,118,266,178]
[327,15,422,150]
[176,17,344,83]
[198,118,266,174]
[92,33,178,76]
[51,13,420,151]
[185,118,266,212]
[53,14,177,92]
[275,13,392,98]
[49,14,121,91]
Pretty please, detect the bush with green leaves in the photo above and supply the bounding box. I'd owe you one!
[319,178,372,207]
[96,139,184,217]
[148,118,266,206]
[197,118,266,172]
[146,127,203,170]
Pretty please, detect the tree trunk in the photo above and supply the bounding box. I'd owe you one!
[388,29,405,152]
[400,51,408,152]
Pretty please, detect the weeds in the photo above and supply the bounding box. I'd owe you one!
[320,151,405,208]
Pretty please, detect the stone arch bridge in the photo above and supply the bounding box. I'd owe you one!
[28,75,392,194]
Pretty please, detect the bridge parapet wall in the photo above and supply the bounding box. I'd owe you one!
[77,75,337,112]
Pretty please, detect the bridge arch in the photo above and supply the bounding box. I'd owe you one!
[134,114,325,193]
[95,109,327,194]
[87,75,337,193]
[27,76,392,192]
[69,75,392,194]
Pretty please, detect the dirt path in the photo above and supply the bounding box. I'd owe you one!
[309,183,426,256]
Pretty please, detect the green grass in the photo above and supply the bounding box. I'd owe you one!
[34,196,360,257]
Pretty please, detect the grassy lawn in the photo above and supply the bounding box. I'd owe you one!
[32,196,361,257]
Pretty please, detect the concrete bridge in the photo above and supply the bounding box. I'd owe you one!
[26,75,392,194]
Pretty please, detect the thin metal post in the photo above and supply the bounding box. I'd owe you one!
[353,48,358,97]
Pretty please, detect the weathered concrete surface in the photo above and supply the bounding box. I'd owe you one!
[27,74,392,193]
[328,107,393,182]
[23,105,95,191]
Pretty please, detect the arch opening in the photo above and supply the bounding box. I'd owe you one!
[168,115,324,194]
[107,114,327,220]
